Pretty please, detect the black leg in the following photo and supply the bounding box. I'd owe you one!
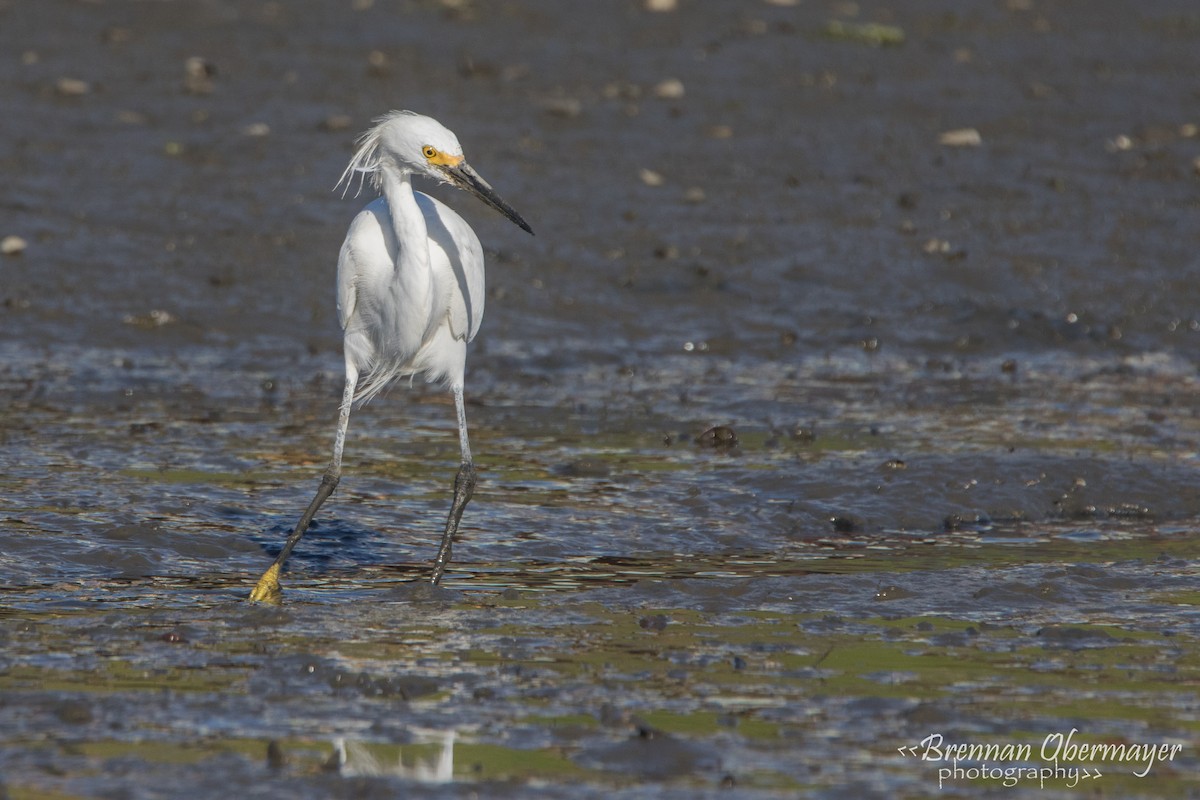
[431,461,476,585]
[249,368,357,602]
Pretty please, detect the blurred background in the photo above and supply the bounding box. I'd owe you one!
[1,0,1198,796]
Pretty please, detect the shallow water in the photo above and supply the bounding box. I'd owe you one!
[1,0,1198,797]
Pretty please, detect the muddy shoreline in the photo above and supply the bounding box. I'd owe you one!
[1,0,1198,797]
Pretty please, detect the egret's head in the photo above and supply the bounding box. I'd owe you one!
[338,110,532,235]
[339,111,457,189]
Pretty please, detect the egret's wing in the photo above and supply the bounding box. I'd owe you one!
[335,236,358,332]
[336,199,395,332]
[417,193,485,342]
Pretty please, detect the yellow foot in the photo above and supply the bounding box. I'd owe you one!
[249,563,283,603]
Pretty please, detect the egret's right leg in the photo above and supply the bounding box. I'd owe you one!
[430,384,476,586]
[249,365,358,602]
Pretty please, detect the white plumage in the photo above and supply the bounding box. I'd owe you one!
[250,111,532,602]
[338,191,483,401]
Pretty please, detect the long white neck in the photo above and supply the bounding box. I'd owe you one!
[376,168,438,353]
[381,170,430,274]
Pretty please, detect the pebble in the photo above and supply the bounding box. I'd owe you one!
[116,110,148,125]
[540,96,583,119]
[696,425,738,448]
[266,740,287,770]
[653,78,685,100]
[320,114,353,132]
[183,57,215,94]
[367,50,389,75]
[938,127,982,147]
[122,309,176,328]
[2,235,27,255]
[55,77,91,96]
[639,168,664,187]
[1108,134,1134,152]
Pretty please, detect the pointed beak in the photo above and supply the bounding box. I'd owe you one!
[443,161,534,236]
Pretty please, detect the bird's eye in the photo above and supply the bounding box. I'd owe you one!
[422,145,437,159]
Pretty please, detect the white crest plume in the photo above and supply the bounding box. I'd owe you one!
[335,110,420,198]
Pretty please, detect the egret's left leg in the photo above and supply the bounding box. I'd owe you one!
[431,384,476,585]
[249,363,358,602]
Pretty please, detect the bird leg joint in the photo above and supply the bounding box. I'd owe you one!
[431,461,476,585]
[318,471,340,496]
[453,461,477,503]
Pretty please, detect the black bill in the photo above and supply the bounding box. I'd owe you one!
[444,162,534,236]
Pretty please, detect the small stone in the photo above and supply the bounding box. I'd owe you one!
[1028,81,1055,98]
[639,168,664,186]
[243,122,271,137]
[116,110,148,125]
[791,425,816,442]
[683,186,706,203]
[1,236,28,256]
[266,740,287,770]
[55,701,94,725]
[639,614,669,631]
[938,127,982,147]
[644,0,677,11]
[540,96,582,119]
[824,20,906,46]
[696,425,738,448]
[1108,134,1134,152]
[653,78,685,100]
[55,77,91,96]
[123,309,177,328]
[367,50,389,75]
[183,57,216,94]
[102,27,134,44]
[320,114,353,132]
[830,516,859,533]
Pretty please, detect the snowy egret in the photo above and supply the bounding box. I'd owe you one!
[249,111,532,602]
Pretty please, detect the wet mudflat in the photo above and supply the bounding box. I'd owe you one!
[1,0,1198,797]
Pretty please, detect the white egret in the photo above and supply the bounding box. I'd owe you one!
[250,111,532,602]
